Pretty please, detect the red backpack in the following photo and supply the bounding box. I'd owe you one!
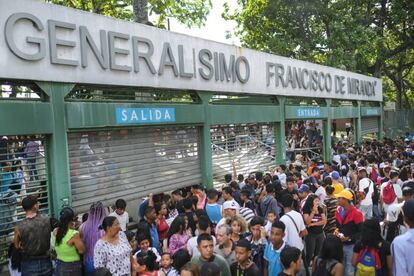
[382,182,397,205]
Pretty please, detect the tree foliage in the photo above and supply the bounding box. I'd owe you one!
[46,0,212,28]
[224,0,414,108]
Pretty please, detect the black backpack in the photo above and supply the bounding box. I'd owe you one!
[312,258,338,276]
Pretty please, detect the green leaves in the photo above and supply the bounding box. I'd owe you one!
[45,0,212,28]
[224,0,414,108]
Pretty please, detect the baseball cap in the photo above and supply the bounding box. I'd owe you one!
[298,184,310,194]
[331,171,340,180]
[335,189,353,200]
[357,167,367,173]
[248,173,255,180]
[223,200,239,211]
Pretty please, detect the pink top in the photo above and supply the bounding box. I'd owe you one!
[168,233,190,255]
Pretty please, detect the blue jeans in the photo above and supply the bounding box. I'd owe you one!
[56,260,82,276]
[21,259,52,276]
[343,244,355,276]
[373,204,382,220]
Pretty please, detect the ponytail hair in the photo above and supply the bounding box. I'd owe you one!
[56,207,75,245]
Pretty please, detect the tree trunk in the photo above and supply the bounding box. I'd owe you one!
[133,0,149,24]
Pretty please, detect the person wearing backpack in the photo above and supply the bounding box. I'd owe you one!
[357,167,374,219]
[380,171,403,214]
[352,219,392,276]
[312,234,344,276]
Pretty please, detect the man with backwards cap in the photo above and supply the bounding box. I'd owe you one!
[215,200,239,233]
[230,239,259,276]
[334,189,363,276]
[391,199,414,276]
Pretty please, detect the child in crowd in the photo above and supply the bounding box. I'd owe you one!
[135,233,161,262]
[160,252,179,276]
[109,198,129,231]
[264,221,286,276]
[264,210,277,237]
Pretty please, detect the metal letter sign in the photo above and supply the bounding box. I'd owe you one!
[115,107,175,124]
[296,108,321,118]
[0,0,383,102]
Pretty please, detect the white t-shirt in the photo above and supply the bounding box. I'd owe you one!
[278,173,287,188]
[280,210,306,251]
[359,178,373,206]
[315,186,327,205]
[134,247,161,262]
[109,211,129,231]
[187,235,216,257]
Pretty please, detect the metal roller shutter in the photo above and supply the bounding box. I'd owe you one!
[68,126,202,213]
[0,135,49,264]
[361,117,379,135]
[211,124,275,188]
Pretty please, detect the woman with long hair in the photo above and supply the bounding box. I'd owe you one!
[52,207,85,276]
[79,202,107,275]
[228,215,247,242]
[167,216,191,255]
[303,194,327,266]
[94,216,131,276]
[154,202,169,247]
[312,234,344,276]
[352,219,393,276]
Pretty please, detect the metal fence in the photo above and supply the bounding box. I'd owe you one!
[383,110,414,139]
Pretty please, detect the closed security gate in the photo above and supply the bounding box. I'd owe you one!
[0,135,49,264]
[68,126,201,213]
[361,117,379,135]
[211,124,275,187]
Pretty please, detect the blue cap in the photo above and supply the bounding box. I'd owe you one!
[298,184,310,193]
[331,171,340,180]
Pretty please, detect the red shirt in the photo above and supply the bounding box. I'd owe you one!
[157,217,169,241]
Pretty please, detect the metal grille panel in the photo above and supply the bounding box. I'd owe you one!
[211,124,275,188]
[0,136,49,264]
[361,117,379,135]
[68,126,202,213]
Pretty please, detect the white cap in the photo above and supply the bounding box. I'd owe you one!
[223,200,239,211]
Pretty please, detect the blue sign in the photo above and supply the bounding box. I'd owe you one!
[296,107,321,118]
[115,107,175,124]
[366,108,379,116]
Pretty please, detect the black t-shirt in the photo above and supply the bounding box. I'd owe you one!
[303,206,324,234]
[278,273,293,276]
[353,239,391,275]
[230,262,260,276]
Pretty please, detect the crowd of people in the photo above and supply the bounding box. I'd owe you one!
[7,136,414,276]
